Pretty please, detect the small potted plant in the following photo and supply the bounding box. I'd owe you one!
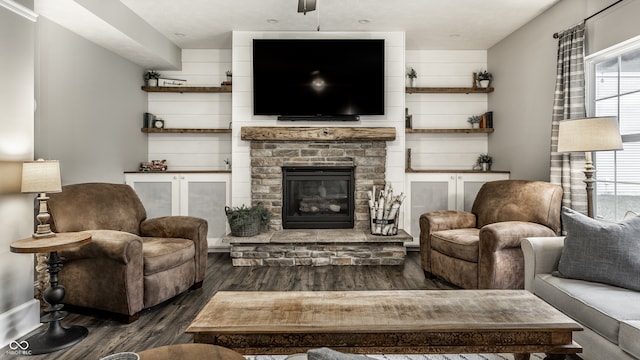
[476,70,492,88]
[476,153,492,171]
[225,203,271,237]
[406,67,417,87]
[467,115,482,128]
[144,70,160,86]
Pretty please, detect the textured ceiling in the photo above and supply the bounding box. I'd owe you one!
[35,0,561,68]
[119,0,561,50]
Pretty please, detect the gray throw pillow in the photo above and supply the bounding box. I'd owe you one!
[555,206,640,291]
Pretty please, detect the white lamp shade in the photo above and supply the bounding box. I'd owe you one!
[557,116,623,153]
[0,161,23,194]
[21,159,62,193]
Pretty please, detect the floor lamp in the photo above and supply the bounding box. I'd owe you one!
[556,116,623,218]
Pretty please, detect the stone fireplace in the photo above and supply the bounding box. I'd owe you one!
[226,126,409,266]
[243,126,395,231]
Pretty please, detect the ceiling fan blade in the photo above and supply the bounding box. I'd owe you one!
[297,0,317,14]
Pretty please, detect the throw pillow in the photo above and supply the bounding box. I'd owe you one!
[554,206,640,291]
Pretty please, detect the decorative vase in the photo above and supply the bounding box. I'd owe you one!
[472,123,480,129]
[478,79,490,88]
[147,79,158,87]
[481,162,491,171]
[408,78,415,87]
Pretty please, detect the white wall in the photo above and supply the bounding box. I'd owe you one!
[35,17,148,184]
[230,31,407,208]
[0,3,40,348]
[147,49,232,171]
[488,0,640,181]
[405,50,489,170]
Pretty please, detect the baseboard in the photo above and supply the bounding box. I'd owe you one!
[0,298,41,348]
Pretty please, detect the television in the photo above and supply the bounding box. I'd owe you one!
[252,39,385,121]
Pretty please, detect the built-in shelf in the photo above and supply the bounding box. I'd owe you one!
[406,87,494,94]
[406,128,494,134]
[405,169,510,174]
[141,86,232,93]
[141,128,232,134]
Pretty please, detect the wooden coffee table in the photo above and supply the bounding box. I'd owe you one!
[186,290,582,360]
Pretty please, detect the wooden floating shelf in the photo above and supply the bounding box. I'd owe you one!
[406,87,494,94]
[141,86,232,93]
[141,128,232,134]
[241,126,396,141]
[406,128,494,134]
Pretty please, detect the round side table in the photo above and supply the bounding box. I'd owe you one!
[10,231,92,355]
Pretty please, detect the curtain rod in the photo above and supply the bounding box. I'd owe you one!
[553,0,624,38]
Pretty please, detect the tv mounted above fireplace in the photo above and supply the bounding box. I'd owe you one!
[252,39,385,121]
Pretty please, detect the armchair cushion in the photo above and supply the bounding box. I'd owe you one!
[431,228,480,262]
[142,237,195,275]
[555,206,640,291]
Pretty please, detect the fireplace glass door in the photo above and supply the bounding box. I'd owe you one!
[282,166,355,229]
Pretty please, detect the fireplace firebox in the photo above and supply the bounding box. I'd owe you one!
[282,166,355,229]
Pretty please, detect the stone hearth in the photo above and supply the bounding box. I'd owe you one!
[224,229,410,266]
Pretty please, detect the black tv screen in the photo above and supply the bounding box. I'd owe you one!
[253,39,385,120]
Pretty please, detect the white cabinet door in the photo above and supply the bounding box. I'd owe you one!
[125,173,231,249]
[179,173,231,245]
[455,173,510,212]
[125,173,180,219]
[404,172,510,243]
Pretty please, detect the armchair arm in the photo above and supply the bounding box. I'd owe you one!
[59,229,143,265]
[140,216,208,284]
[420,210,476,233]
[521,236,565,291]
[479,221,557,252]
[419,210,476,275]
[477,221,557,289]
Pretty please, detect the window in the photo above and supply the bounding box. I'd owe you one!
[586,38,640,220]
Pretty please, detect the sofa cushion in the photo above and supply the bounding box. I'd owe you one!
[430,228,480,262]
[142,237,195,275]
[533,273,640,344]
[620,320,640,359]
[555,207,640,291]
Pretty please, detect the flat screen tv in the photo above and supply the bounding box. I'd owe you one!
[253,39,385,121]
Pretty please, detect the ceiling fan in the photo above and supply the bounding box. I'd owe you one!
[297,0,317,15]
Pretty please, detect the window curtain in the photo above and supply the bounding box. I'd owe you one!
[549,23,587,214]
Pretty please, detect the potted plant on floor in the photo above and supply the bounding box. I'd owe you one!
[225,203,271,237]
[476,153,492,171]
[144,70,160,87]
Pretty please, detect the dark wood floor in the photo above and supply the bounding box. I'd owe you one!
[1,251,455,360]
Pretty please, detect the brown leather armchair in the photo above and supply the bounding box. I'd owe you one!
[48,182,208,322]
[419,180,562,289]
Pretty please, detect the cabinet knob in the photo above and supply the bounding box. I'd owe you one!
[450,176,455,180]
[173,176,178,180]
[180,176,185,180]
[458,175,462,180]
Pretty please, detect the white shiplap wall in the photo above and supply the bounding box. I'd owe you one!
[405,50,489,170]
[230,31,407,208]
[146,49,232,171]
[142,47,491,226]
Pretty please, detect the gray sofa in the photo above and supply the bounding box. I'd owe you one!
[522,236,640,360]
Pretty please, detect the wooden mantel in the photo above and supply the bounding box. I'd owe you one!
[240,127,396,141]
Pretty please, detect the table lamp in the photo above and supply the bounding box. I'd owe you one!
[556,116,623,218]
[21,159,62,238]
